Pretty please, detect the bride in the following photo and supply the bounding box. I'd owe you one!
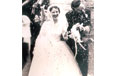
[28,5,82,76]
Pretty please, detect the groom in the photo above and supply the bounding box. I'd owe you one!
[66,0,91,76]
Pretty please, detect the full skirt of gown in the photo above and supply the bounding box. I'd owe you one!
[28,19,82,76]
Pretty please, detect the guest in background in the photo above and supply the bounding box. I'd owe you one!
[22,0,37,18]
[22,15,31,69]
[30,14,41,60]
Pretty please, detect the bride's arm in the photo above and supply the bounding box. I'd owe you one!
[61,20,69,40]
[40,5,53,26]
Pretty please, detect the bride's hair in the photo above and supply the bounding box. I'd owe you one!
[49,6,60,13]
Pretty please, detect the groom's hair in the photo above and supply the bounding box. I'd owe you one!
[49,6,60,13]
[71,0,81,10]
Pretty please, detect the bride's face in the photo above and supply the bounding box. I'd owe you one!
[50,8,60,20]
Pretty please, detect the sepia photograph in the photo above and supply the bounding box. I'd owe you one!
[2,0,115,76]
[22,0,94,76]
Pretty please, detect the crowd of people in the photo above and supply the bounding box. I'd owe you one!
[22,0,93,76]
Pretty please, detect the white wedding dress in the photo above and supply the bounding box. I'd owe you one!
[28,12,82,75]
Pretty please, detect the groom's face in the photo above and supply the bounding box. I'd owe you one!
[51,8,59,19]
